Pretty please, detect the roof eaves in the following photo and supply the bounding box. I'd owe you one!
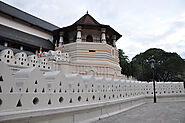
[0,1,59,32]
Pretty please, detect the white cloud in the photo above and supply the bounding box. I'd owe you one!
[2,0,185,60]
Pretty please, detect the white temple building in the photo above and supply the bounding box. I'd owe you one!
[0,1,184,123]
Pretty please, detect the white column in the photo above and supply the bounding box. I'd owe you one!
[20,46,23,50]
[76,26,82,42]
[4,42,8,47]
[101,28,106,44]
[35,50,38,56]
[113,35,117,48]
[59,31,64,47]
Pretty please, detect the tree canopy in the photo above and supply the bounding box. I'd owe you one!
[118,49,131,76]
[118,48,185,82]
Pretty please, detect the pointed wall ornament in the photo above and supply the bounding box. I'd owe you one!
[10,87,13,93]
[48,99,51,105]
[26,88,28,93]
[0,86,2,93]
[42,88,45,93]
[0,76,3,81]
[16,99,22,107]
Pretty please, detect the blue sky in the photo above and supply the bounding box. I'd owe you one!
[2,0,185,60]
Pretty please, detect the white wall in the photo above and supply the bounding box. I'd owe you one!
[0,49,185,123]
[0,15,53,41]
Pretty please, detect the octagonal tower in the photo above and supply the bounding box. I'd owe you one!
[54,12,122,78]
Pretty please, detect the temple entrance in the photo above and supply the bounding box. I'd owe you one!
[86,35,93,42]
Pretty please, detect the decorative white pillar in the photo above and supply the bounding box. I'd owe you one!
[76,26,82,42]
[113,35,116,48]
[20,46,23,50]
[35,50,38,56]
[4,42,8,47]
[101,28,106,44]
[59,31,64,47]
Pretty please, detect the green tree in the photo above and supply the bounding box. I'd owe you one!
[118,49,131,76]
[131,48,185,82]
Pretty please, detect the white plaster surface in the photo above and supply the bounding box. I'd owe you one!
[0,49,185,123]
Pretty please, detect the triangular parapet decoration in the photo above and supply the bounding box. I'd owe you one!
[69,98,72,103]
[35,80,38,84]
[16,99,22,107]
[48,99,51,105]
[10,87,13,93]
[42,88,45,93]
[0,86,2,93]
[26,88,28,93]
[0,76,3,81]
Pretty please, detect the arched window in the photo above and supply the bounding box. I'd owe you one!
[86,35,93,42]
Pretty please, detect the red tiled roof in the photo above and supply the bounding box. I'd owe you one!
[74,13,100,25]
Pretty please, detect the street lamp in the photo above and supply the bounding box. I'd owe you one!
[150,57,157,103]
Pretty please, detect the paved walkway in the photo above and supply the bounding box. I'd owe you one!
[93,101,185,123]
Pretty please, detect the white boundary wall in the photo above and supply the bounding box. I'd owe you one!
[0,49,185,123]
[0,60,185,123]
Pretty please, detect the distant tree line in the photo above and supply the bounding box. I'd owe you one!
[118,48,185,82]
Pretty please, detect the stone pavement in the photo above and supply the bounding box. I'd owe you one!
[93,101,185,123]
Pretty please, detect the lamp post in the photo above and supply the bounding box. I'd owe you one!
[151,57,157,103]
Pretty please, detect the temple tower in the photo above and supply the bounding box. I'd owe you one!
[55,13,122,78]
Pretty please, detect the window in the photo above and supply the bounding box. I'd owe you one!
[89,50,96,52]
[86,35,93,42]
